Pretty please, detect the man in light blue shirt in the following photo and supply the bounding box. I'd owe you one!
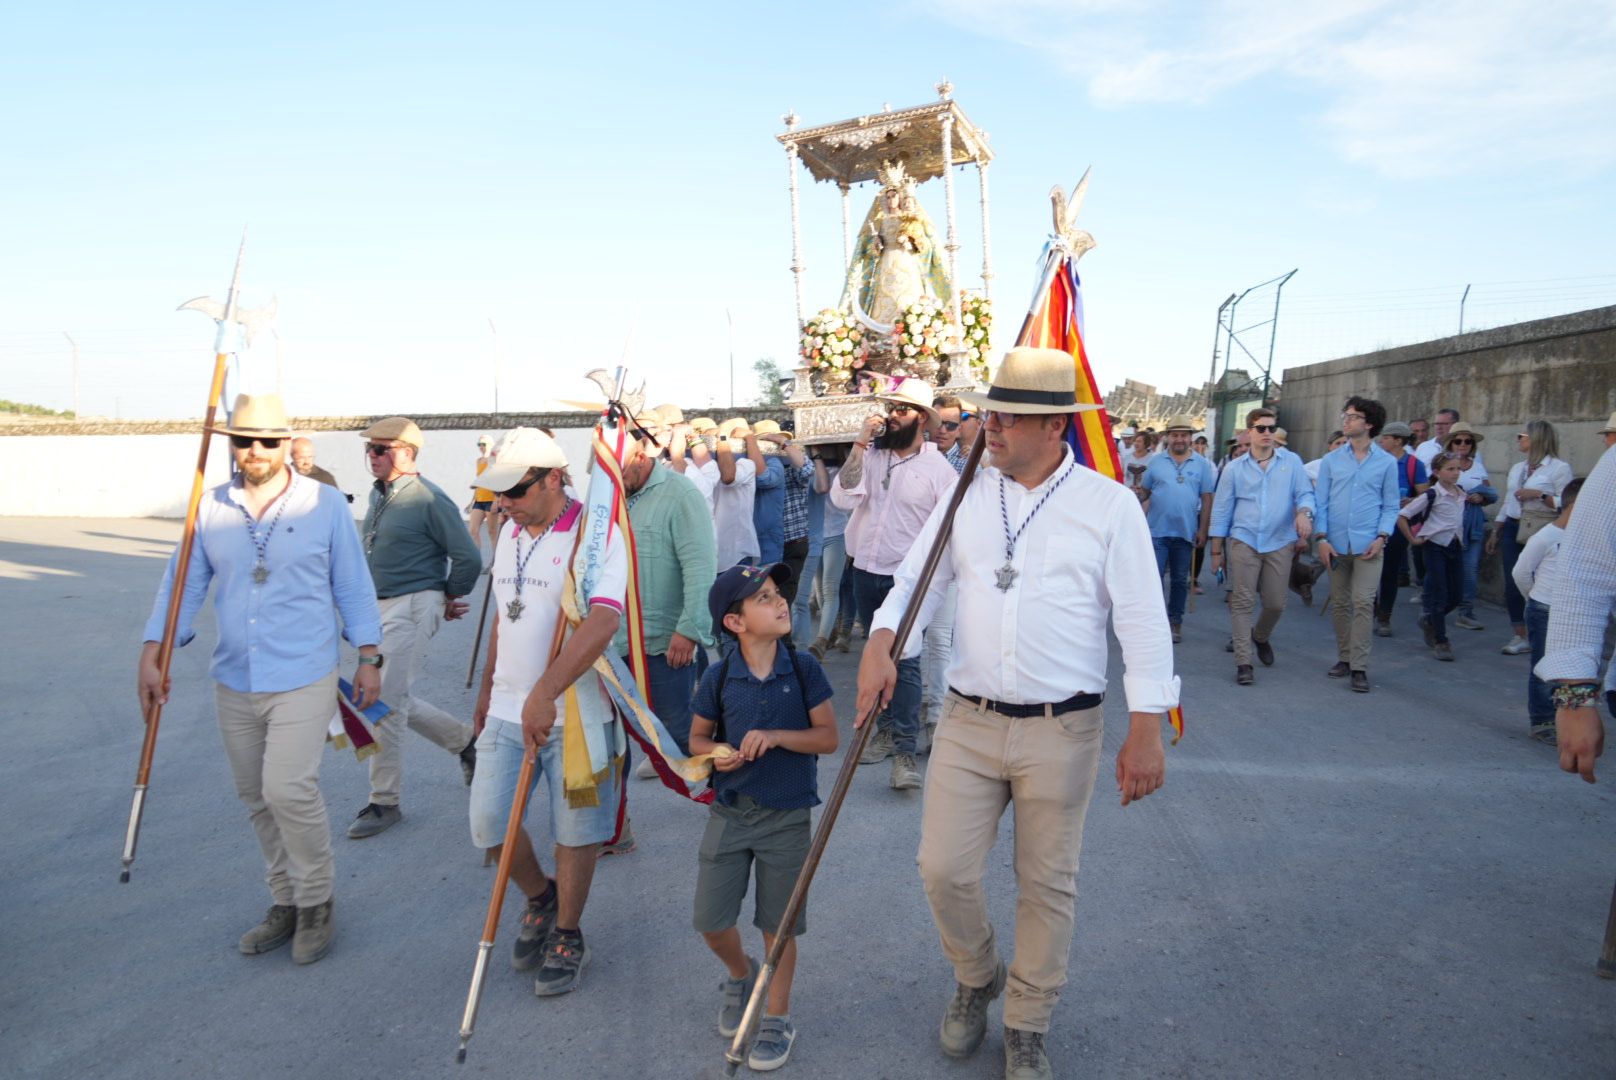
[1314,396,1401,692]
[1141,418,1217,641]
[137,395,382,965]
[1209,407,1316,685]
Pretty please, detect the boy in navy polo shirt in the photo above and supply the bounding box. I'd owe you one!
[688,563,837,1072]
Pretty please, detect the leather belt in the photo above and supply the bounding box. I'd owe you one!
[948,687,1104,719]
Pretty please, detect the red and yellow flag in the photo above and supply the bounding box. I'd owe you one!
[1021,255,1184,744]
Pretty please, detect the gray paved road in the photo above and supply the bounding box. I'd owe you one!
[2,518,1613,1079]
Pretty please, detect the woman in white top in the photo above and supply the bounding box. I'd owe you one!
[1486,420,1574,654]
[1513,477,1585,741]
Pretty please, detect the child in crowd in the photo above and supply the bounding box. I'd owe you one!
[1399,453,1469,661]
[688,563,837,1072]
[1513,477,1585,744]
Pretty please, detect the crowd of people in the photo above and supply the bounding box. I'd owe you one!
[133,366,1613,1079]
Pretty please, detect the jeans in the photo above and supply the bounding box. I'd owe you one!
[1152,537,1194,624]
[1499,519,1526,626]
[921,582,958,726]
[1526,599,1554,725]
[780,536,810,604]
[1458,538,1483,619]
[635,651,698,754]
[1376,529,1409,620]
[833,554,856,637]
[1421,540,1464,644]
[815,534,847,641]
[851,566,921,753]
[790,548,822,645]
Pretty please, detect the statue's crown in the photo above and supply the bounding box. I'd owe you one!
[877,159,911,192]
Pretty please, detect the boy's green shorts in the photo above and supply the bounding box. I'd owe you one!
[693,795,811,937]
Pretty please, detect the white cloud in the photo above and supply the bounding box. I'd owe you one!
[935,0,1616,177]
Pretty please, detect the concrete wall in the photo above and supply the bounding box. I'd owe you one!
[1277,305,1616,606]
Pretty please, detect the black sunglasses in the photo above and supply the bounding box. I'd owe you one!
[231,435,283,450]
[365,443,398,456]
[939,420,961,431]
[1251,424,1277,433]
[498,469,550,500]
[1449,437,1474,445]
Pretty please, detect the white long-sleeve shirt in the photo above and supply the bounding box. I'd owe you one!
[1500,455,1574,521]
[870,446,1180,714]
[1512,523,1565,605]
[1539,445,1616,691]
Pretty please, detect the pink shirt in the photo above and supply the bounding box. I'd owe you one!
[831,441,961,576]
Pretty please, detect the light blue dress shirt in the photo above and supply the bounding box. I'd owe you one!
[144,472,384,694]
[1313,441,1401,555]
[1143,452,1217,541]
[1209,448,1316,554]
[752,454,786,564]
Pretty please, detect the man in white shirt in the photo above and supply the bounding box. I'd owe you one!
[467,428,628,998]
[856,348,1178,1080]
[695,419,761,573]
[832,377,959,789]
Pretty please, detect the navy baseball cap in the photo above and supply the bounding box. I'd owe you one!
[708,563,793,638]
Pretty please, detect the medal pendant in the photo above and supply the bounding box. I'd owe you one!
[252,562,269,585]
[1177,474,1185,484]
[506,598,525,622]
[994,562,1018,592]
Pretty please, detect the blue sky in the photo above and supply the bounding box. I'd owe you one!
[2,1,1613,419]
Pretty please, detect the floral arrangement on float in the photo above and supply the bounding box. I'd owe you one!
[892,295,949,378]
[956,290,992,384]
[800,307,865,393]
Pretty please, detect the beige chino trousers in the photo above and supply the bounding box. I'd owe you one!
[215,670,339,908]
[1328,552,1383,671]
[369,590,474,806]
[1227,539,1294,666]
[916,694,1105,1034]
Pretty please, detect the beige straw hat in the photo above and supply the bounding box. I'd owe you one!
[212,393,296,438]
[958,347,1102,415]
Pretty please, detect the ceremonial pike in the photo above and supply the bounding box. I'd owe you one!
[119,231,275,883]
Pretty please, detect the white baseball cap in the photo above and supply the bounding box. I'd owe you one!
[473,428,568,494]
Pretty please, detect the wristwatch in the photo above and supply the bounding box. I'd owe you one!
[358,654,385,669]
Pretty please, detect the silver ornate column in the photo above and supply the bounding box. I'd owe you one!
[977,157,993,300]
[938,93,963,334]
[783,111,805,326]
[839,182,852,273]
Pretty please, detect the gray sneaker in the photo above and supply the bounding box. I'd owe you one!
[238,904,296,955]
[512,886,557,971]
[1453,615,1485,630]
[598,819,636,857]
[1004,1026,1052,1080]
[890,752,921,790]
[747,1015,797,1072]
[533,929,590,996]
[346,803,401,839]
[717,955,760,1037]
[858,727,893,765]
[291,898,334,965]
[940,959,1006,1057]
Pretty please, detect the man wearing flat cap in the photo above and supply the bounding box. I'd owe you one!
[349,416,483,839]
[856,347,1178,1080]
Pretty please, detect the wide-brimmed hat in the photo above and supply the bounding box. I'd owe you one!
[871,375,937,421]
[753,419,790,442]
[1380,421,1414,440]
[688,416,718,435]
[360,416,424,450]
[653,403,685,426]
[1598,411,1616,436]
[958,347,1102,415]
[1441,426,1485,448]
[718,417,751,439]
[212,393,296,439]
[474,427,568,493]
[1161,416,1197,434]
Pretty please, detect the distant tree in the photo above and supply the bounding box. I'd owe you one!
[0,399,74,418]
[753,357,787,406]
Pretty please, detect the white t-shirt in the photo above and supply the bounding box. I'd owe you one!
[487,502,627,728]
[698,456,759,571]
[1512,522,1566,605]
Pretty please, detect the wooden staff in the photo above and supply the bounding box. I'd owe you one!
[457,523,581,1063]
[120,235,247,884]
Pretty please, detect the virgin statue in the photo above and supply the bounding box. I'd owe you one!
[839,160,952,331]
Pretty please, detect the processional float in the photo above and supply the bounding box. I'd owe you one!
[119,232,277,884]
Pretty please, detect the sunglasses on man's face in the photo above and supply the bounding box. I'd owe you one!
[230,435,282,450]
[498,471,549,500]
[887,404,918,418]
[939,420,961,431]
[365,443,398,457]
[1251,424,1278,433]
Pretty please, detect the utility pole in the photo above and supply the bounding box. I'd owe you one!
[488,317,500,416]
[726,307,735,407]
[63,332,79,418]
[271,329,284,396]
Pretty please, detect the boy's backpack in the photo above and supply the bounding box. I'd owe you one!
[1405,488,1438,535]
[710,641,814,748]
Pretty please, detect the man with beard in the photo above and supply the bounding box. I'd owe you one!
[830,378,957,789]
[349,416,482,838]
[137,395,382,965]
[1140,418,1217,643]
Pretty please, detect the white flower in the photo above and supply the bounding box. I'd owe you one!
[903,344,917,356]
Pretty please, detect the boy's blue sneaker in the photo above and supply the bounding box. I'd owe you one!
[717,955,760,1037]
[747,1015,796,1072]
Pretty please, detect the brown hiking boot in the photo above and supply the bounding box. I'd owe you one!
[238,904,296,955]
[291,898,334,965]
[889,752,921,790]
[1004,1026,1053,1079]
[939,959,1006,1057]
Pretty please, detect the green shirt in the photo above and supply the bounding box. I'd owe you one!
[362,474,482,599]
[613,462,717,655]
